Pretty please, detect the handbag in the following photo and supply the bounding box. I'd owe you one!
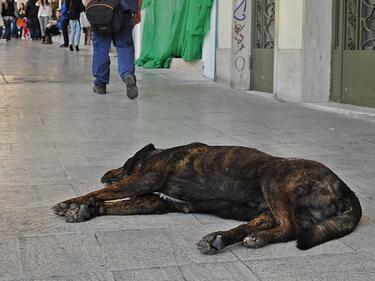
[80,12,90,28]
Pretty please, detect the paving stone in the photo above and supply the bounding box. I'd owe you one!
[112,266,184,281]
[0,184,77,209]
[89,213,200,232]
[113,262,259,281]
[96,225,239,271]
[0,207,91,238]
[179,262,259,281]
[244,252,375,281]
[21,233,109,279]
[95,228,181,270]
[231,238,355,261]
[0,158,68,186]
[31,272,115,281]
[0,238,24,281]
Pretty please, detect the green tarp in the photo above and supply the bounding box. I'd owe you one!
[136,0,214,68]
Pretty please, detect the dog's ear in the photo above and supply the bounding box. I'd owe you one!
[123,143,156,171]
[137,143,156,154]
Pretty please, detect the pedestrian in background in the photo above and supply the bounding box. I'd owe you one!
[0,1,4,38]
[10,0,19,38]
[1,0,15,41]
[59,0,69,47]
[43,8,62,44]
[92,0,142,98]
[26,0,40,40]
[16,2,26,38]
[36,0,52,43]
[66,0,85,51]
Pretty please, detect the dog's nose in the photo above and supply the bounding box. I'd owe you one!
[102,178,117,186]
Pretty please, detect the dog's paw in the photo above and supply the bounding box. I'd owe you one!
[197,232,226,255]
[63,198,101,223]
[243,233,266,248]
[52,201,70,216]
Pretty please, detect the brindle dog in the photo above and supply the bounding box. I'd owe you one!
[52,143,362,254]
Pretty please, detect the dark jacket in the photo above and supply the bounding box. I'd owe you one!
[25,0,39,18]
[120,0,137,13]
[66,0,85,20]
[1,1,15,17]
[60,1,69,21]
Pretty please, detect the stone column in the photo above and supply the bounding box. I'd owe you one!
[274,0,332,103]
[231,0,252,90]
[274,0,304,102]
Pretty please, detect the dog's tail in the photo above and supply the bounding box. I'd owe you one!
[297,182,362,250]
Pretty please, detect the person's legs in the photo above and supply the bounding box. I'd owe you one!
[114,13,135,80]
[92,31,112,89]
[44,26,53,44]
[4,19,12,41]
[38,16,46,40]
[29,17,39,39]
[74,21,81,48]
[69,20,77,49]
[61,19,69,47]
[113,13,138,99]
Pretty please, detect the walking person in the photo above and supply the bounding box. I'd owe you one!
[1,0,15,41]
[66,0,85,51]
[91,0,142,98]
[0,1,4,38]
[26,0,40,40]
[10,0,19,38]
[59,0,69,47]
[36,0,52,43]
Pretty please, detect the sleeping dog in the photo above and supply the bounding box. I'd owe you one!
[52,143,362,254]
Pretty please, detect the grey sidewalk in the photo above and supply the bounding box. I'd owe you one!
[1,40,375,281]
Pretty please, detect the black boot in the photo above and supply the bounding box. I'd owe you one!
[123,73,138,99]
[43,35,52,44]
[69,45,74,51]
[75,45,79,51]
[93,84,107,95]
[41,36,45,43]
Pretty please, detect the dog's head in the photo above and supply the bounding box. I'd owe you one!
[101,143,157,186]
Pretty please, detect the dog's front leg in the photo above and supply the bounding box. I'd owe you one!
[52,172,162,222]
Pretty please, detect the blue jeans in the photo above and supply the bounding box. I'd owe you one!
[3,18,13,40]
[92,13,135,86]
[28,17,40,39]
[69,20,81,45]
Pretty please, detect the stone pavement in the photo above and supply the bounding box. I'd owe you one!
[0,40,375,281]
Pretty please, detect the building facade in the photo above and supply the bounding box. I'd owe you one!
[135,0,375,108]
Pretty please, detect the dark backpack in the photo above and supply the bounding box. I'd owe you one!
[86,0,124,34]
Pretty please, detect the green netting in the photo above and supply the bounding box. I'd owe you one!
[135,0,214,68]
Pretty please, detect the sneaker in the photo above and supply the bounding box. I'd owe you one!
[69,45,74,51]
[123,73,138,99]
[75,45,79,51]
[93,84,106,95]
[59,44,67,48]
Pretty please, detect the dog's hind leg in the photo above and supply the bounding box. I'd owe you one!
[242,183,297,249]
[52,172,163,220]
[197,211,275,255]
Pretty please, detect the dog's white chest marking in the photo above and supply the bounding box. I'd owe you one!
[153,192,186,203]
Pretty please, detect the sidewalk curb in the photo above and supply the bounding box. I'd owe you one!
[245,90,375,123]
[302,102,375,123]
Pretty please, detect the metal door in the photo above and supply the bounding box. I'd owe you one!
[332,0,375,107]
[251,0,275,93]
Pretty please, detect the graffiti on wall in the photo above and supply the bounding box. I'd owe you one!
[233,0,248,78]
